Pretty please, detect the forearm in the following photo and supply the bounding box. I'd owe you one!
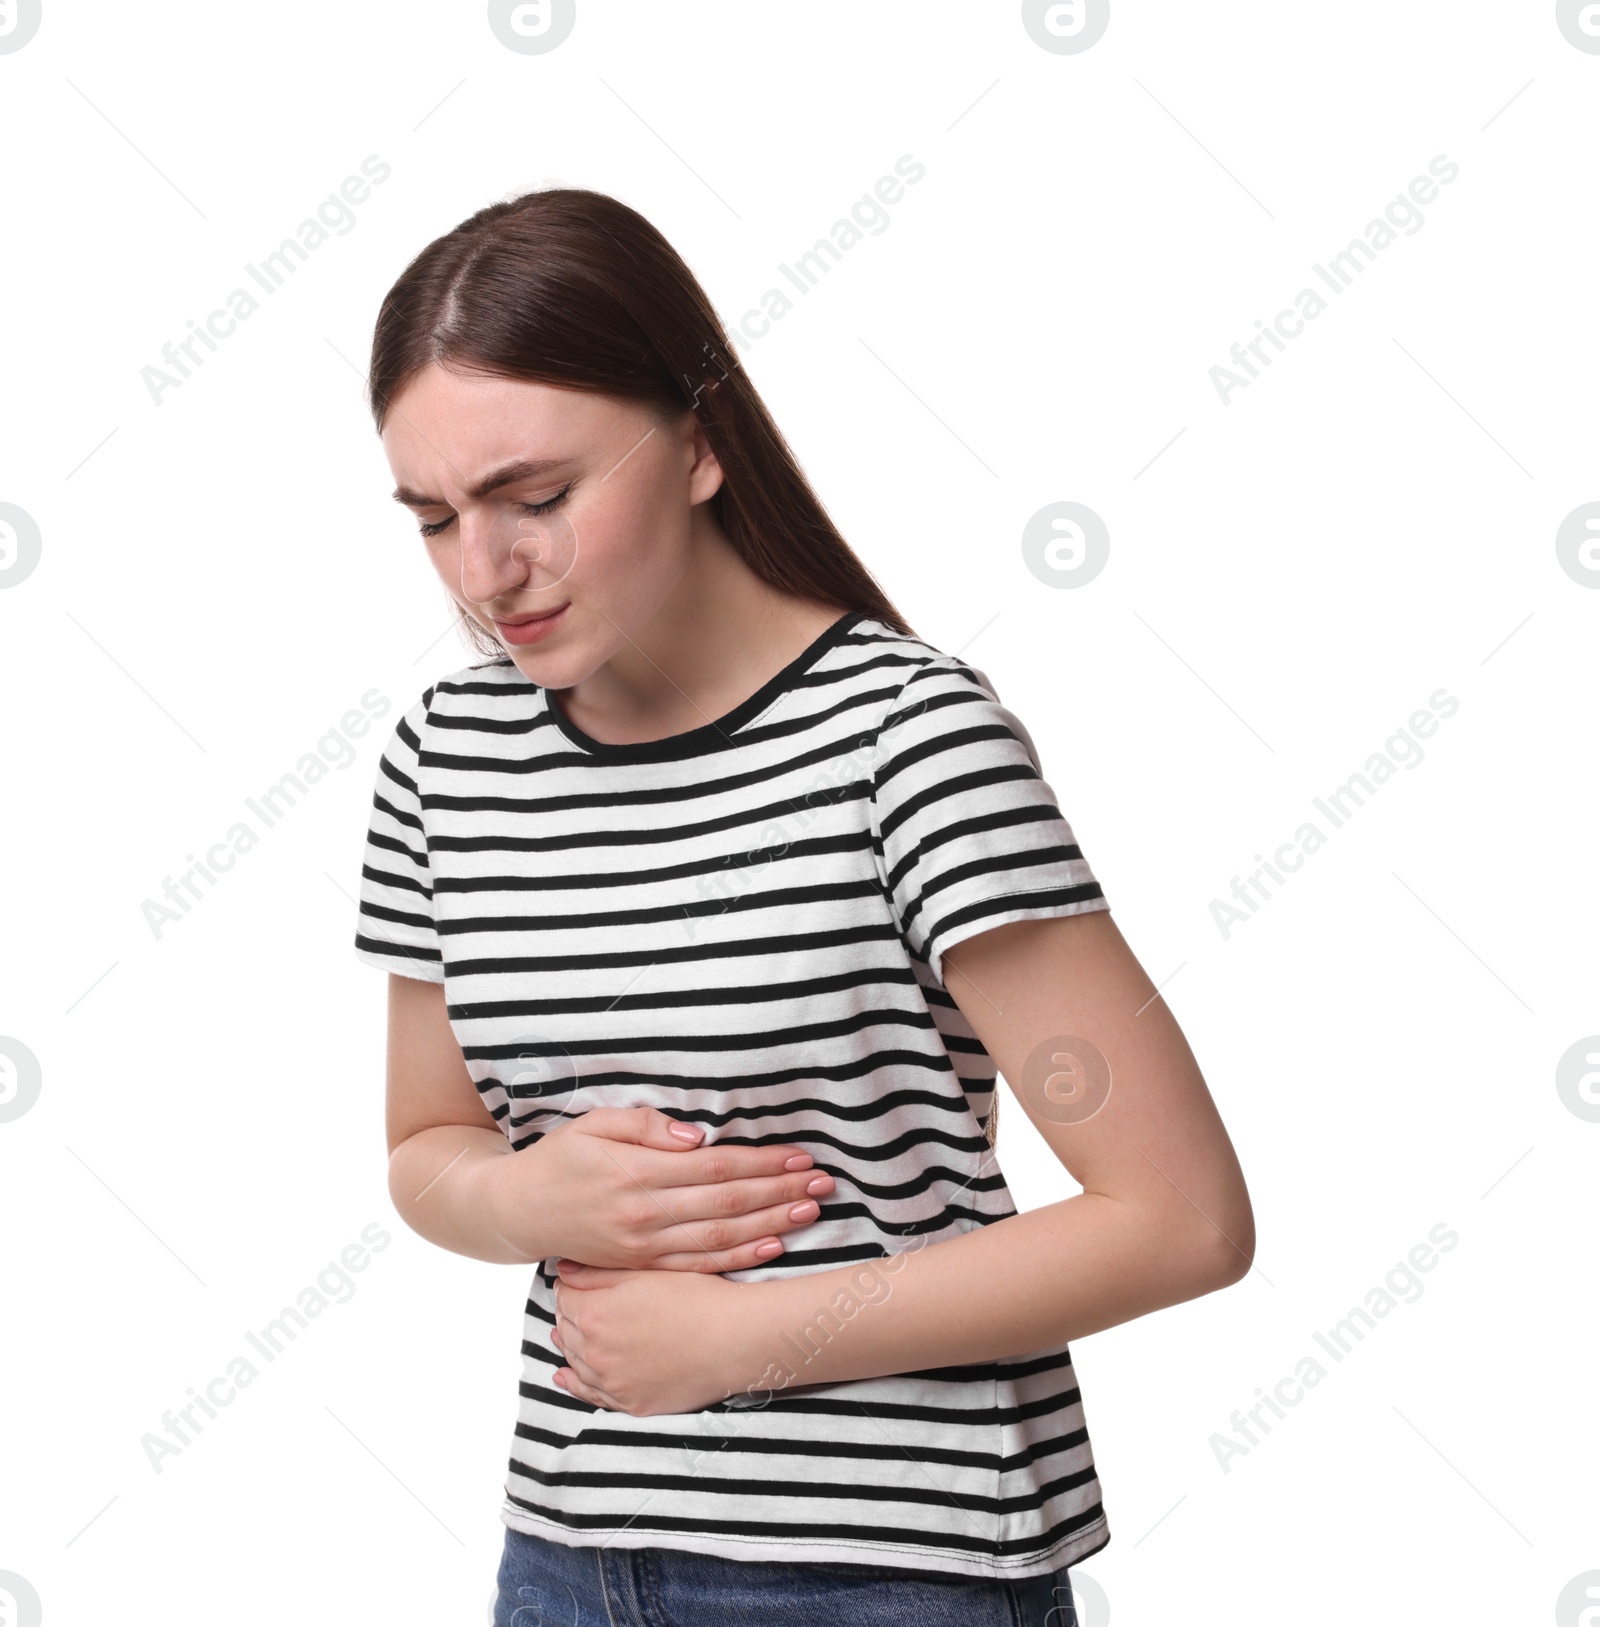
[732,1192,1247,1394]
[388,1125,541,1265]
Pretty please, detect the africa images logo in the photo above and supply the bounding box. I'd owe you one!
[0,0,42,52]
[1021,0,1110,54]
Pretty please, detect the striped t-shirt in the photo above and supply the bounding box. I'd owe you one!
[352,610,1113,1582]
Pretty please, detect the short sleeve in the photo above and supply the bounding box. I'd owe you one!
[869,658,1109,986]
[352,689,446,983]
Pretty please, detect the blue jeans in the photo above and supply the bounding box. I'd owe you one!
[492,1527,1078,1626]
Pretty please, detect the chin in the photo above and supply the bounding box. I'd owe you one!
[502,639,593,689]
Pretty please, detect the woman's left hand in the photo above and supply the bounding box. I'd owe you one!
[550,1259,762,1416]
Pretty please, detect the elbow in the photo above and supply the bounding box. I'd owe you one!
[1145,1177,1253,1297]
[385,1135,424,1238]
[384,1164,413,1238]
[1193,1185,1256,1291]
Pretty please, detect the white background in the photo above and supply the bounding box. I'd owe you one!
[1,3,1594,1623]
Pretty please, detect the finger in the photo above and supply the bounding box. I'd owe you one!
[555,1259,631,1284]
[554,1338,619,1410]
[554,1366,615,1409]
[640,1182,834,1267]
[551,1317,583,1373]
[648,1240,790,1272]
[551,1296,581,1357]
[632,1142,826,1191]
[638,1170,835,1258]
[593,1111,811,1187]
[659,1168,837,1222]
[551,1304,592,1372]
[577,1106,710,1155]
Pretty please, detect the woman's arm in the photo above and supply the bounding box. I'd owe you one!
[553,907,1255,1409]
[728,908,1253,1388]
[383,974,839,1272]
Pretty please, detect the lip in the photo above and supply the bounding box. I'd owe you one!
[493,603,569,645]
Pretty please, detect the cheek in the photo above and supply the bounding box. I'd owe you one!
[579,491,691,586]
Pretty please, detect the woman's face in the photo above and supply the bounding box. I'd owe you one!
[381,362,721,686]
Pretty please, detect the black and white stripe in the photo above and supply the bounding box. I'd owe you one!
[354,611,1112,1581]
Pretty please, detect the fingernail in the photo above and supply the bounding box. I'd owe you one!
[788,1200,818,1221]
[783,1154,812,1170]
[805,1174,830,1194]
[755,1240,782,1258]
[670,1123,703,1142]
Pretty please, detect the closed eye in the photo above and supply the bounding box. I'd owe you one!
[418,486,571,539]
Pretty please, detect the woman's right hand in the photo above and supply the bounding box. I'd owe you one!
[485,1106,835,1272]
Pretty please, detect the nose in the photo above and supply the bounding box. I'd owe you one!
[454,508,529,607]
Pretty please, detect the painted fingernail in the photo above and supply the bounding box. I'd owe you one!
[783,1154,812,1170]
[755,1239,783,1258]
[805,1174,830,1194]
[788,1200,818,1221]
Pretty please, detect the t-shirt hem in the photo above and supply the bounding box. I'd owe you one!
[925,891,1111,987]
[352,943,445,983]
[498,1501,1111,1584]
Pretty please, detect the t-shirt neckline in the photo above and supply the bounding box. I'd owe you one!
[541,609,864,762]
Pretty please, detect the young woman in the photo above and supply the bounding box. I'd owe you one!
[353,187,1254,1627]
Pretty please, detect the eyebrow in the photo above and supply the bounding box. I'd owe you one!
[391,456,575,510]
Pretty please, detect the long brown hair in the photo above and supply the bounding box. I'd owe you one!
[366,185,914,662]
